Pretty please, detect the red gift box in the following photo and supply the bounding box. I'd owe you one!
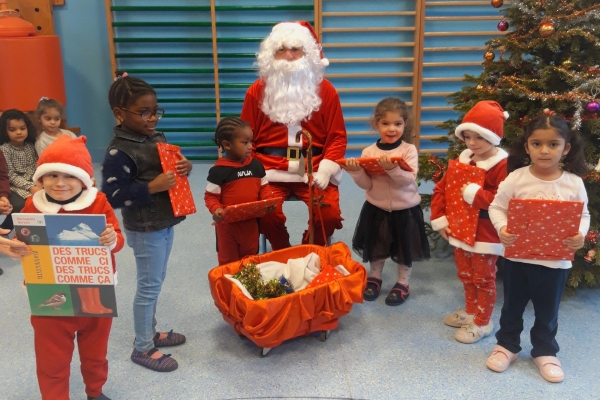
[306,264,344,288]
[336,157,413,175]
[156,143,197,217]
[505,198,584,261]
[445,160,486,246]
[217,198,283,224]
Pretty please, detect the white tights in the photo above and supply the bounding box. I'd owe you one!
[369,259,412,285]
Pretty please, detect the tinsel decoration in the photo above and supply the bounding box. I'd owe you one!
[233,263,287,299]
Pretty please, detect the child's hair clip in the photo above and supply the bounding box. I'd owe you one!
[114,71,129,81]
[39,96,49,102]
[544,108,556,116]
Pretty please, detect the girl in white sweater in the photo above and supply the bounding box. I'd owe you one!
[343,98,430,306]
[487,114,589,383]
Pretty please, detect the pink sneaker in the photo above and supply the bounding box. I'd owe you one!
[486,345,518,372]
[533,356,564,383]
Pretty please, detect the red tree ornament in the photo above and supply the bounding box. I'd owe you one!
[497,20,509,31]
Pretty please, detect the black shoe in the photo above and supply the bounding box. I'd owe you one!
[87,394,111,400]
[131,348,178,372]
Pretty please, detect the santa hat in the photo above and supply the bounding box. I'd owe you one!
[33,135,94,189]
[267,21,329,67]
[455,100,509,145]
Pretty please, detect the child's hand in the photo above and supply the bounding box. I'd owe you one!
[213,208,225,222]
[499,226,518,247]
[378,155,398,171]
[0,196,12,215]
[148,172,176,194]
[99,224,116,247]
[176,153,193,176]
[265,205,276,213]
[461,184,468,194]
[563,232,584,250]
[0,237,31,258]
[437,227,451,241]
[29,185,43,194]
[342,158,363,172]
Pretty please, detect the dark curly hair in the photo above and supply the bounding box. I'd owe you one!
[214,117,250,149]
[0,109,38,145]
[108,70,156,109]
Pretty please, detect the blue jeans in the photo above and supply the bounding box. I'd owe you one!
[125,228,174,352]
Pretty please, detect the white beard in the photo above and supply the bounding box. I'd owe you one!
[260,57,323,126]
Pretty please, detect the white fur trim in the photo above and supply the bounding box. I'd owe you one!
[321,58,329,67]
[462,183,481,205]
[503,111,509,119]
[31,188,99,213]
[457,148,508,171]
[431,215,449,231]
[448,237,503,255]
[455,122,501,145]
[265,169,306,183]
[287,160,300,174]
[288,125,303,147]
[33,163,93,189]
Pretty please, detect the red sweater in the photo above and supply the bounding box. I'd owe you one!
[22,189,124,273]
[430,148,508,255]
[204,156,272,214]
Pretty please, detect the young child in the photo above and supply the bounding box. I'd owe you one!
[486,115,588,383]
[101,71,192,372]
[22,135,124,400]
[0,109,41,233]
[34,97,77,156]
[343,97,430,306]
[430,100,508,344]
[204,117,273,265]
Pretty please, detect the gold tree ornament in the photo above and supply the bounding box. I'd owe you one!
[484,50,495,62]
[539,21,556,37]
[491,0,503,8]
[476,84,484,90]
[561,59,573,68]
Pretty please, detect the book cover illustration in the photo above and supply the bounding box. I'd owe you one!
[217,198,283,224]
[14,213,117,317]
[444,160,486,247]
[505,199,584,261]
[157,142,197,217]
[336,157,413,175]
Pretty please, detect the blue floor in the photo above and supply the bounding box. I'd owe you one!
[1,162,599,400]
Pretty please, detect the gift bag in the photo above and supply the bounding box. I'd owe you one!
[336,157,413,175]
[156,143,196,217]
[445,160,486,246]
[505,198,583,261]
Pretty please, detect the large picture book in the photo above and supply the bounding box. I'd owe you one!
[505,198,584,261]
[14,213,117,317]
[157,142,197,217]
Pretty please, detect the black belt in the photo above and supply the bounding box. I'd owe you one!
[256,146,323,160]
[479,210,490,219]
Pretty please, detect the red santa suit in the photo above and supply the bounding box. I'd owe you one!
[431,148,507,326]
[24,135,124,400]
[241,78,347,249]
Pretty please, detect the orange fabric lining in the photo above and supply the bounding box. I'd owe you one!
[208,242,366,348]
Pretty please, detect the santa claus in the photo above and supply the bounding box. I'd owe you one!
[241,21,347,250]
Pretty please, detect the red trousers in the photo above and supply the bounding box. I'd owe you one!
[216,219,259,265]
[454,248,497,326]
[259,182,343,250]
[31,315,112,400]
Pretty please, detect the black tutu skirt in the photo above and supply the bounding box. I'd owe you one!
[352,201,430,265]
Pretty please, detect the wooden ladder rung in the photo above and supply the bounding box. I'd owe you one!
[326,72,413,78]
[422,77,465,82]
[345,117,372,122]
[421,106,454,111]
[421,92,454,97]
[424,46,488,52]
[422,61,483,67]
[419,148,448,154]
[342,102,414,108]
[330,57,414,63]
[426,1,511,6]
[420,121,444,126]
[322,27,416,33]
[322,42,415,48]
[322,11,416,17]
[425,16,503,21]
[336,87,413,93]
[420,135,448,139]
[424,31,508,37]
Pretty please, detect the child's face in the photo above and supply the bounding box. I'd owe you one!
[114,94,160,136]
[461,129,496,159]
[7,119,28,147]
[39,107,62,135]
[525,128,570,173]
[376,112,405,144]
[42,172,84,201]
[223,127,253,163]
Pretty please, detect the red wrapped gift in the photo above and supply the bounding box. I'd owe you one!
[336,157,413,175]
[306,264,344,288]
[445,160,486,246]
[217,198,283,224]
[505,198,584,261]
[156,143,196,217]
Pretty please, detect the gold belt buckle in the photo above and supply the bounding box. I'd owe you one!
[286,147,301,161]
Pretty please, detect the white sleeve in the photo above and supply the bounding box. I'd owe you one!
[488,173,515,233]
[576,178,590,235]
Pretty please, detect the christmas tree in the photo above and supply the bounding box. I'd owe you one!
[418,0,600,291]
